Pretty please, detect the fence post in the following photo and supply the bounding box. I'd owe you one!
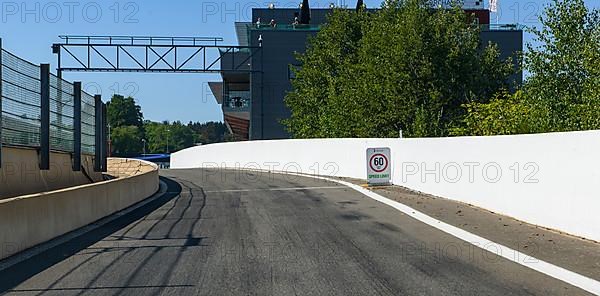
[40,64,50,170]
[102,103,107,172]
[94,95,102,172]
[73,82,82,171]
[0,38,3,168]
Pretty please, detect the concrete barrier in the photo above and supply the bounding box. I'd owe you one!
[0,147,104,199]
[0,158,159,260]
[171,131,600,242]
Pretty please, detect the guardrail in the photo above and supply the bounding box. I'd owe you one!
[0,38,107,172]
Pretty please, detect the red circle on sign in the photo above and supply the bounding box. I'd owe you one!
[369,154,388,173]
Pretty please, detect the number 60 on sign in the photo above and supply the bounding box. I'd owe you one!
[366,147,392,186]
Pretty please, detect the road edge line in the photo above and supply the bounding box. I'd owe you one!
[255,169,600,295]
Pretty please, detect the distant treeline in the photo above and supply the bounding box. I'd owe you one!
[106,94,234,156]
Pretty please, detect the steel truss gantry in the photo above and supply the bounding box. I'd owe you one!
[52,35,261,75]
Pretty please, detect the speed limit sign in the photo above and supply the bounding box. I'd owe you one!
[367,147,392,185]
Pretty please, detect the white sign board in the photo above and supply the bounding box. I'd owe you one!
[366,147,392,185]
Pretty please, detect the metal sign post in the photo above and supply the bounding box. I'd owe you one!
[366,147,392,186]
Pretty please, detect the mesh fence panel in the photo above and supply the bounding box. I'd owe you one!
[1,48,97,155]
[1,49,42,147]
[50,74,75,152]
[81,92,96,155]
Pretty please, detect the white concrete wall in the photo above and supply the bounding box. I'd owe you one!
[172,130,600,242]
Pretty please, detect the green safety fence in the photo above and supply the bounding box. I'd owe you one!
[1,47,97,155]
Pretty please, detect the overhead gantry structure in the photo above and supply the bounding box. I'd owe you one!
[52,35,262,76]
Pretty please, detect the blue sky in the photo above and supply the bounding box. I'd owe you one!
[0,0,598,123]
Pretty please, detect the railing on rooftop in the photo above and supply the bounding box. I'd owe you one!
[248,23,322,31]
[58,35,224,46]
[481,24,523,31]
[247,22,521,32]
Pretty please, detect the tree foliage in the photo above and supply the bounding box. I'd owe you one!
[144,121,196,154]
[106,94,145,156]
[455,0,600,135]
[106,94,230,156]
[284,8,367,138]
[284,0,515,138]
[187,121,229,144]
[111,125,144,155]
[450,91,552,136]
[106,95,144,128]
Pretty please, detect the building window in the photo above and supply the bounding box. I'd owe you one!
[224,90,250,111]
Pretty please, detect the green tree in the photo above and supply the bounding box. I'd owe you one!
[451,90,552,136]
[284,8,367,138]
[284,0,515,138]
[187,121,229,144]
[168,121,196,151]
[106,95,144,128]
[106,94,145,156]
[144,122,164,153]
[457,0,600,135]
[111,125,144,156]
[524,0,600,131]
[144,121,196,153]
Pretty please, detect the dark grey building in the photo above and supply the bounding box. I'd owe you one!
[211,7,523,140]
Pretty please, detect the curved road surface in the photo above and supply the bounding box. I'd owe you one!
[0,169,591,295]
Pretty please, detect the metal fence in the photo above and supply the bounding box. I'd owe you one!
[81,92,96,155]
[1,49,41,148]
[49,73,75,152]
[1,39,107,172]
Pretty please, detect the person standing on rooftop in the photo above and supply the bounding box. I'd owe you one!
[356,0,365,12]
[300,0,311,24]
